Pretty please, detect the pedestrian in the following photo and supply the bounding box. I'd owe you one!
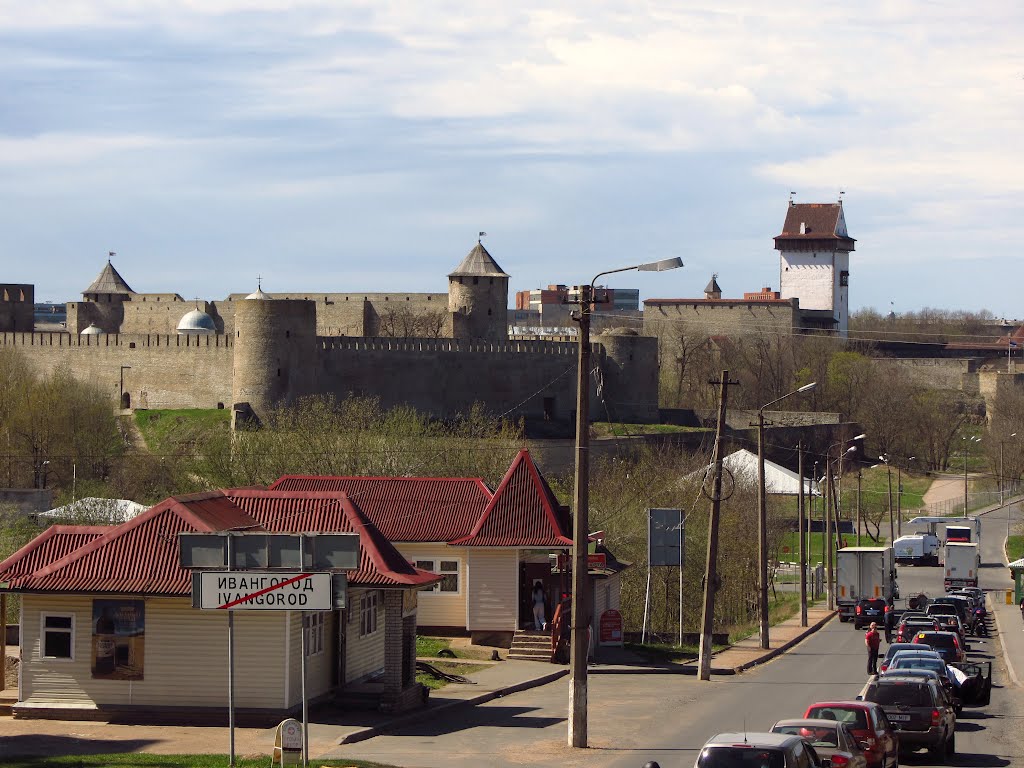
[883,599,896,644]
[865,621,881,675]
[1019,596,1023,624]
[532,581,547,631]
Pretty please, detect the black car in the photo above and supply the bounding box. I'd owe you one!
[859,675,956,760]
[855,598,887,629]
[895,617,940,643]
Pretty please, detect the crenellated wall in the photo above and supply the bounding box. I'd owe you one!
[0,332,234,409]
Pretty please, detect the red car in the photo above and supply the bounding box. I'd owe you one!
[804,700,899,768]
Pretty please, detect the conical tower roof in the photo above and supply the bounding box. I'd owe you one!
[84,259,133,295]
[448,242,509,278]
[704,275,722,295]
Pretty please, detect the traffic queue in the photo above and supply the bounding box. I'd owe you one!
[689,587,993,768]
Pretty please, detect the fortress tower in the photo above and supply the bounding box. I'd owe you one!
[68,259,134,334]
[231,287,318,427]
[774,200,855,338]
[448,242,509,343]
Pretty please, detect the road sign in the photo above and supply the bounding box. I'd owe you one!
[194,571,333,611]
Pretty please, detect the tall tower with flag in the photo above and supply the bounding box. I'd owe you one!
[774,199,856,338]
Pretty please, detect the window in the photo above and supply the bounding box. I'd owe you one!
[304,612,325,656]
[414,560,460,593]
[840,270,849,286]
[360,592,378,637]
[41,614,74,660]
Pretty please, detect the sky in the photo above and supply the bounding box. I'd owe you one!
[2,2,1023,318]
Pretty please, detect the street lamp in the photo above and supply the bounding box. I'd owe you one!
[569,255,682,748]
[896,457,914,538]
[825,434,865,610]
[879,454,894,543]
[962,436,980,517]
[756,382,816,649]
[1002,433,1018,538]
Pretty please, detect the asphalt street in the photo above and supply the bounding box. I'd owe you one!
[327,502,1024,768]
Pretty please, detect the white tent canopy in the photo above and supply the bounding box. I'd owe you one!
[38,497,148,523]
[719,448,820,496]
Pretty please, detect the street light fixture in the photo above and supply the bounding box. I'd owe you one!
[756,381,816,649]
[568,255,682,748]
[962,436,980,517]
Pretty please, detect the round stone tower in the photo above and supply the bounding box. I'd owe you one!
[448,241,509,343]
[595,328,660,423]
[231,289,318,428]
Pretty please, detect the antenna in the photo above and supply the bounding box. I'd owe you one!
[743,715,748,743]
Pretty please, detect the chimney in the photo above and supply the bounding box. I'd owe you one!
[799,222,807,235]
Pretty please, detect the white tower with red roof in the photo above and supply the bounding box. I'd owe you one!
[774,199,856,338]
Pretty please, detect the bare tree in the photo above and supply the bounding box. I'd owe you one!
[376,305,449,338]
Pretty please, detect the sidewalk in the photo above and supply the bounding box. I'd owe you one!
[0,608,837,758]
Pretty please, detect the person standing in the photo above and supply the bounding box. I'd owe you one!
[532,581,547,631]
[883,600,896,644]
[865,622,881,674]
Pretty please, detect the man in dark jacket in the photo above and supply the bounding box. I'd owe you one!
[883,599,896,643]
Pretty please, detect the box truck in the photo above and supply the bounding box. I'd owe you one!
[835,546,899,623]
[944,541,981,590]
[893,533,941,566]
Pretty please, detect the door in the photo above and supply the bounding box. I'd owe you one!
[954,661,992,706]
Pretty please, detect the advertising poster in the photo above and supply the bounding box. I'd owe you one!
[91,599,145,680]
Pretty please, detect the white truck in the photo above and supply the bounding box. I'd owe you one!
[835,546,899,624]
[893,533,941,566]
[944,541,981,590]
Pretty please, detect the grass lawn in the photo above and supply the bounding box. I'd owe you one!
[778,532,888,567]
[1007,535,1024,563]
[624,640,705,663]
[134,408,230,452]
[416,661,483,690]
[591,422,707,437]
[5,758,394,768]
[415,636,452,657]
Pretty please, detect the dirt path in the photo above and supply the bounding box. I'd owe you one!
[922,473,966,506]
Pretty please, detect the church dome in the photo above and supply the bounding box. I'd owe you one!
[80,324,104,335]
[176,308,216,335]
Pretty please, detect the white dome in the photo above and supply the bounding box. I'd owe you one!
[176,308,216,334]
[245,286,270,300]
[80,324,104,335]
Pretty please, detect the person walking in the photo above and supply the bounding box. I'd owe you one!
[532,581,547,631]
[865,622,881,675]
[883,599,896,644]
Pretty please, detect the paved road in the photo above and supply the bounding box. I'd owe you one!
[326,505,1024,768]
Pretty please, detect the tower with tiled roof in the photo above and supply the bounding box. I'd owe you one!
[67,255,136,333]
[448,240,509,342]
[774,200,856,338]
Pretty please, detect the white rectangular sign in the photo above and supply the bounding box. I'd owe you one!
[197,571,333,611]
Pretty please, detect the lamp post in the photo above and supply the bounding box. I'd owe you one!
[1003,433,1018,538]
[825,434,865,610]
[880,454,894,543]
[568,255,682,748]
[896,457,914,538]
[962,436,980,517]
[756,382,816,649]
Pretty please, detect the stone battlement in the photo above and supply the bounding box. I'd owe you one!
[0,332,233,349]
[317,336,580,355]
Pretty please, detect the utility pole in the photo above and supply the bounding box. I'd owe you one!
[886,465,894,543]
[798,441,808,627]
[812,461,819,599]
[856,470,862,547]
[826,462,834,610]
[698,371,736,681]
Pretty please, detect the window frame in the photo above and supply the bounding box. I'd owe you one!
[413,558,461,595]
[359,591,379,637]
[303,612,326,657]
[40,612,75,662]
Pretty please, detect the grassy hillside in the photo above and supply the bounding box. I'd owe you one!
[134,408,230,452]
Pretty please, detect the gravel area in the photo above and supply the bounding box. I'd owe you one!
[4,655,17,690]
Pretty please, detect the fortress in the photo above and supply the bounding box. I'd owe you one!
[1,242,660,431]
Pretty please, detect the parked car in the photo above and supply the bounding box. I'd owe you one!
[879,642,920,672]
[884,658,959,712]
[912,630,966,664]
[693,731,824,767]
[895,616,940,643]
[859,674,956,761]
[854,598,888,630]
[927,603,969,638]
[771,719,868,768]
[803,701,899,768]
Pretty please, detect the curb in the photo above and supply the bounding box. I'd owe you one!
[732,610,837,673]
[337,669,569,744]
[990,601,1021,689]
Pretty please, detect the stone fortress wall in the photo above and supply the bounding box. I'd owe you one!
[0,284,34,333]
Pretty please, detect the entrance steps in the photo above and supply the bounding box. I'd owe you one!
[507,629,552,662]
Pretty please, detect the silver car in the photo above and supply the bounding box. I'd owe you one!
[695,732,824,768]
[771,719,868,768]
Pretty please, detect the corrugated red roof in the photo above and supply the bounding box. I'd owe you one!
[268,476,493,542]
[1,491,439,596]
[451,450,572,547]
[0,525,109,580]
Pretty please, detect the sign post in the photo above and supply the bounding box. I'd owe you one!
[642,509,684,645]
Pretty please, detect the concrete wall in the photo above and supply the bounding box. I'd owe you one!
[873,358,976,392]
[780,250,835,313]
[0,332,234,410]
